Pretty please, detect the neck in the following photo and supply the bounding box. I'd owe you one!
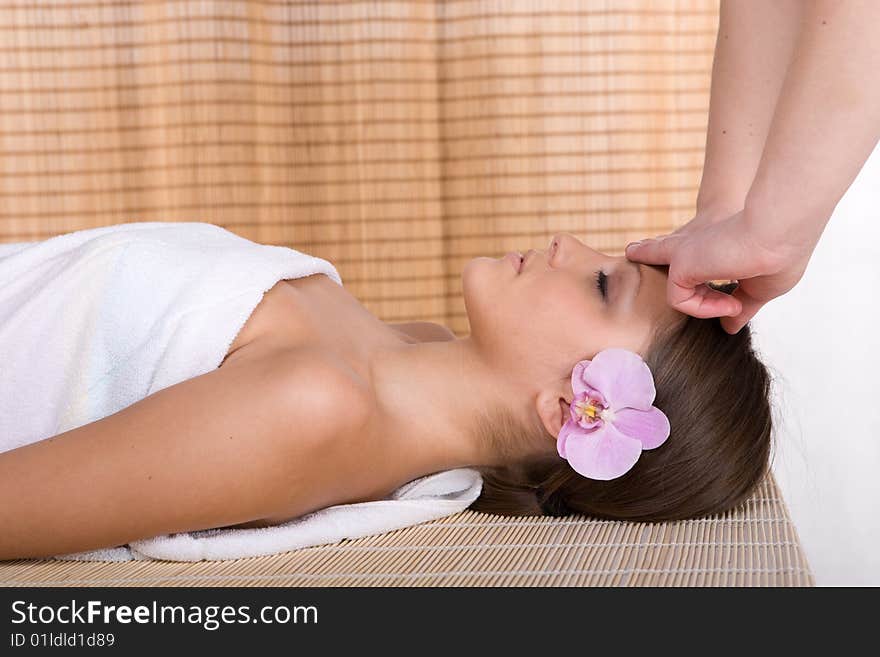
[363,334,516,491]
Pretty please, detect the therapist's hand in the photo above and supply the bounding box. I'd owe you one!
[624,208,814,334]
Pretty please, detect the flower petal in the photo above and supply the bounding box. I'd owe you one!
[570,359,591,396]
[562,421,643,481]
[557,417,604,458]
[612,406,670,450]
[556,418,580,458]
[581,347,656,411]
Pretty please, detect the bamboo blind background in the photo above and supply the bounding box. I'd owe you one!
[0,0,715,335]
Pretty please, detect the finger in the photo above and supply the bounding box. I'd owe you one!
[720,312,751,334]
[719,295,763,334]
[667,280,743,319]
[624,236,674,265]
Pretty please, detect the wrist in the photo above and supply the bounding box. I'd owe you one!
[694,201,745,223]
[695,191,746,220]
[741,194,830,255]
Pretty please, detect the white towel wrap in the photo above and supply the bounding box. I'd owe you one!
[0,222,481,561]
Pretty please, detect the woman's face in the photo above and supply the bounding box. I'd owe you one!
[462,232,682,385]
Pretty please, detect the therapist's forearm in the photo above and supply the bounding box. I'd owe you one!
[696,1,804,218]
[745,0,880,248]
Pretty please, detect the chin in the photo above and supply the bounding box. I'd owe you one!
[461,256,505,339]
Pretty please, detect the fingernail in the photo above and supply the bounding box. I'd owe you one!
[626,241,642,252]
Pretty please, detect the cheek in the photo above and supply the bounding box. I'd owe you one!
[463,263,612,361]
[523,279,612,355]
[511,278,586,346]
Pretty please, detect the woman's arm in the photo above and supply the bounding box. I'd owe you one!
[696,0,806,217]
[0,350,366,560]
[744,0,880,247]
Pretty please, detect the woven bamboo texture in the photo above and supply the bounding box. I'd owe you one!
[0,473,812,586]
[0,1,812,585]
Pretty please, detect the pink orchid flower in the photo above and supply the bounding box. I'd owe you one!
[557,347,670,480]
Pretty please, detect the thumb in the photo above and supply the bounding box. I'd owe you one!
[625,236,674,265]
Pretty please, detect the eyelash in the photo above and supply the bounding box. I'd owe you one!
[594,270,607,299]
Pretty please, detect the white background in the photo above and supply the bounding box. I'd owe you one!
[751,142,880,586]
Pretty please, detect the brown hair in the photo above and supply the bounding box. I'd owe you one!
[469,315,774,521]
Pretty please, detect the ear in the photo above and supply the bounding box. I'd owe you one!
[535,381,573,440]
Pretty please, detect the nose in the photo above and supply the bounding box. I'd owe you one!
[549,232,595,264]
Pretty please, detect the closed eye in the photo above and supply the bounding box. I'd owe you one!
[594,269,607,300]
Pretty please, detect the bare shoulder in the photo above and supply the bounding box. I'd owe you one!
[262,348,372,442]
[220,348,375,530]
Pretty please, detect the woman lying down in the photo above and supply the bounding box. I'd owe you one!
[0,222,771,560]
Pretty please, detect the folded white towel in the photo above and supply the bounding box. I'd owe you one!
[57,468,482,562]
[0,221,482,562]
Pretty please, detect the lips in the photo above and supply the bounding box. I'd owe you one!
[505,251,523,273]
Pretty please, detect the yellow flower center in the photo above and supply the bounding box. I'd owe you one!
[575,399,600,419]
[574,398,614,423]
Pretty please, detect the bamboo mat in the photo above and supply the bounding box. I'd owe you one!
[0,473,813,587]
[0,1,813,586]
